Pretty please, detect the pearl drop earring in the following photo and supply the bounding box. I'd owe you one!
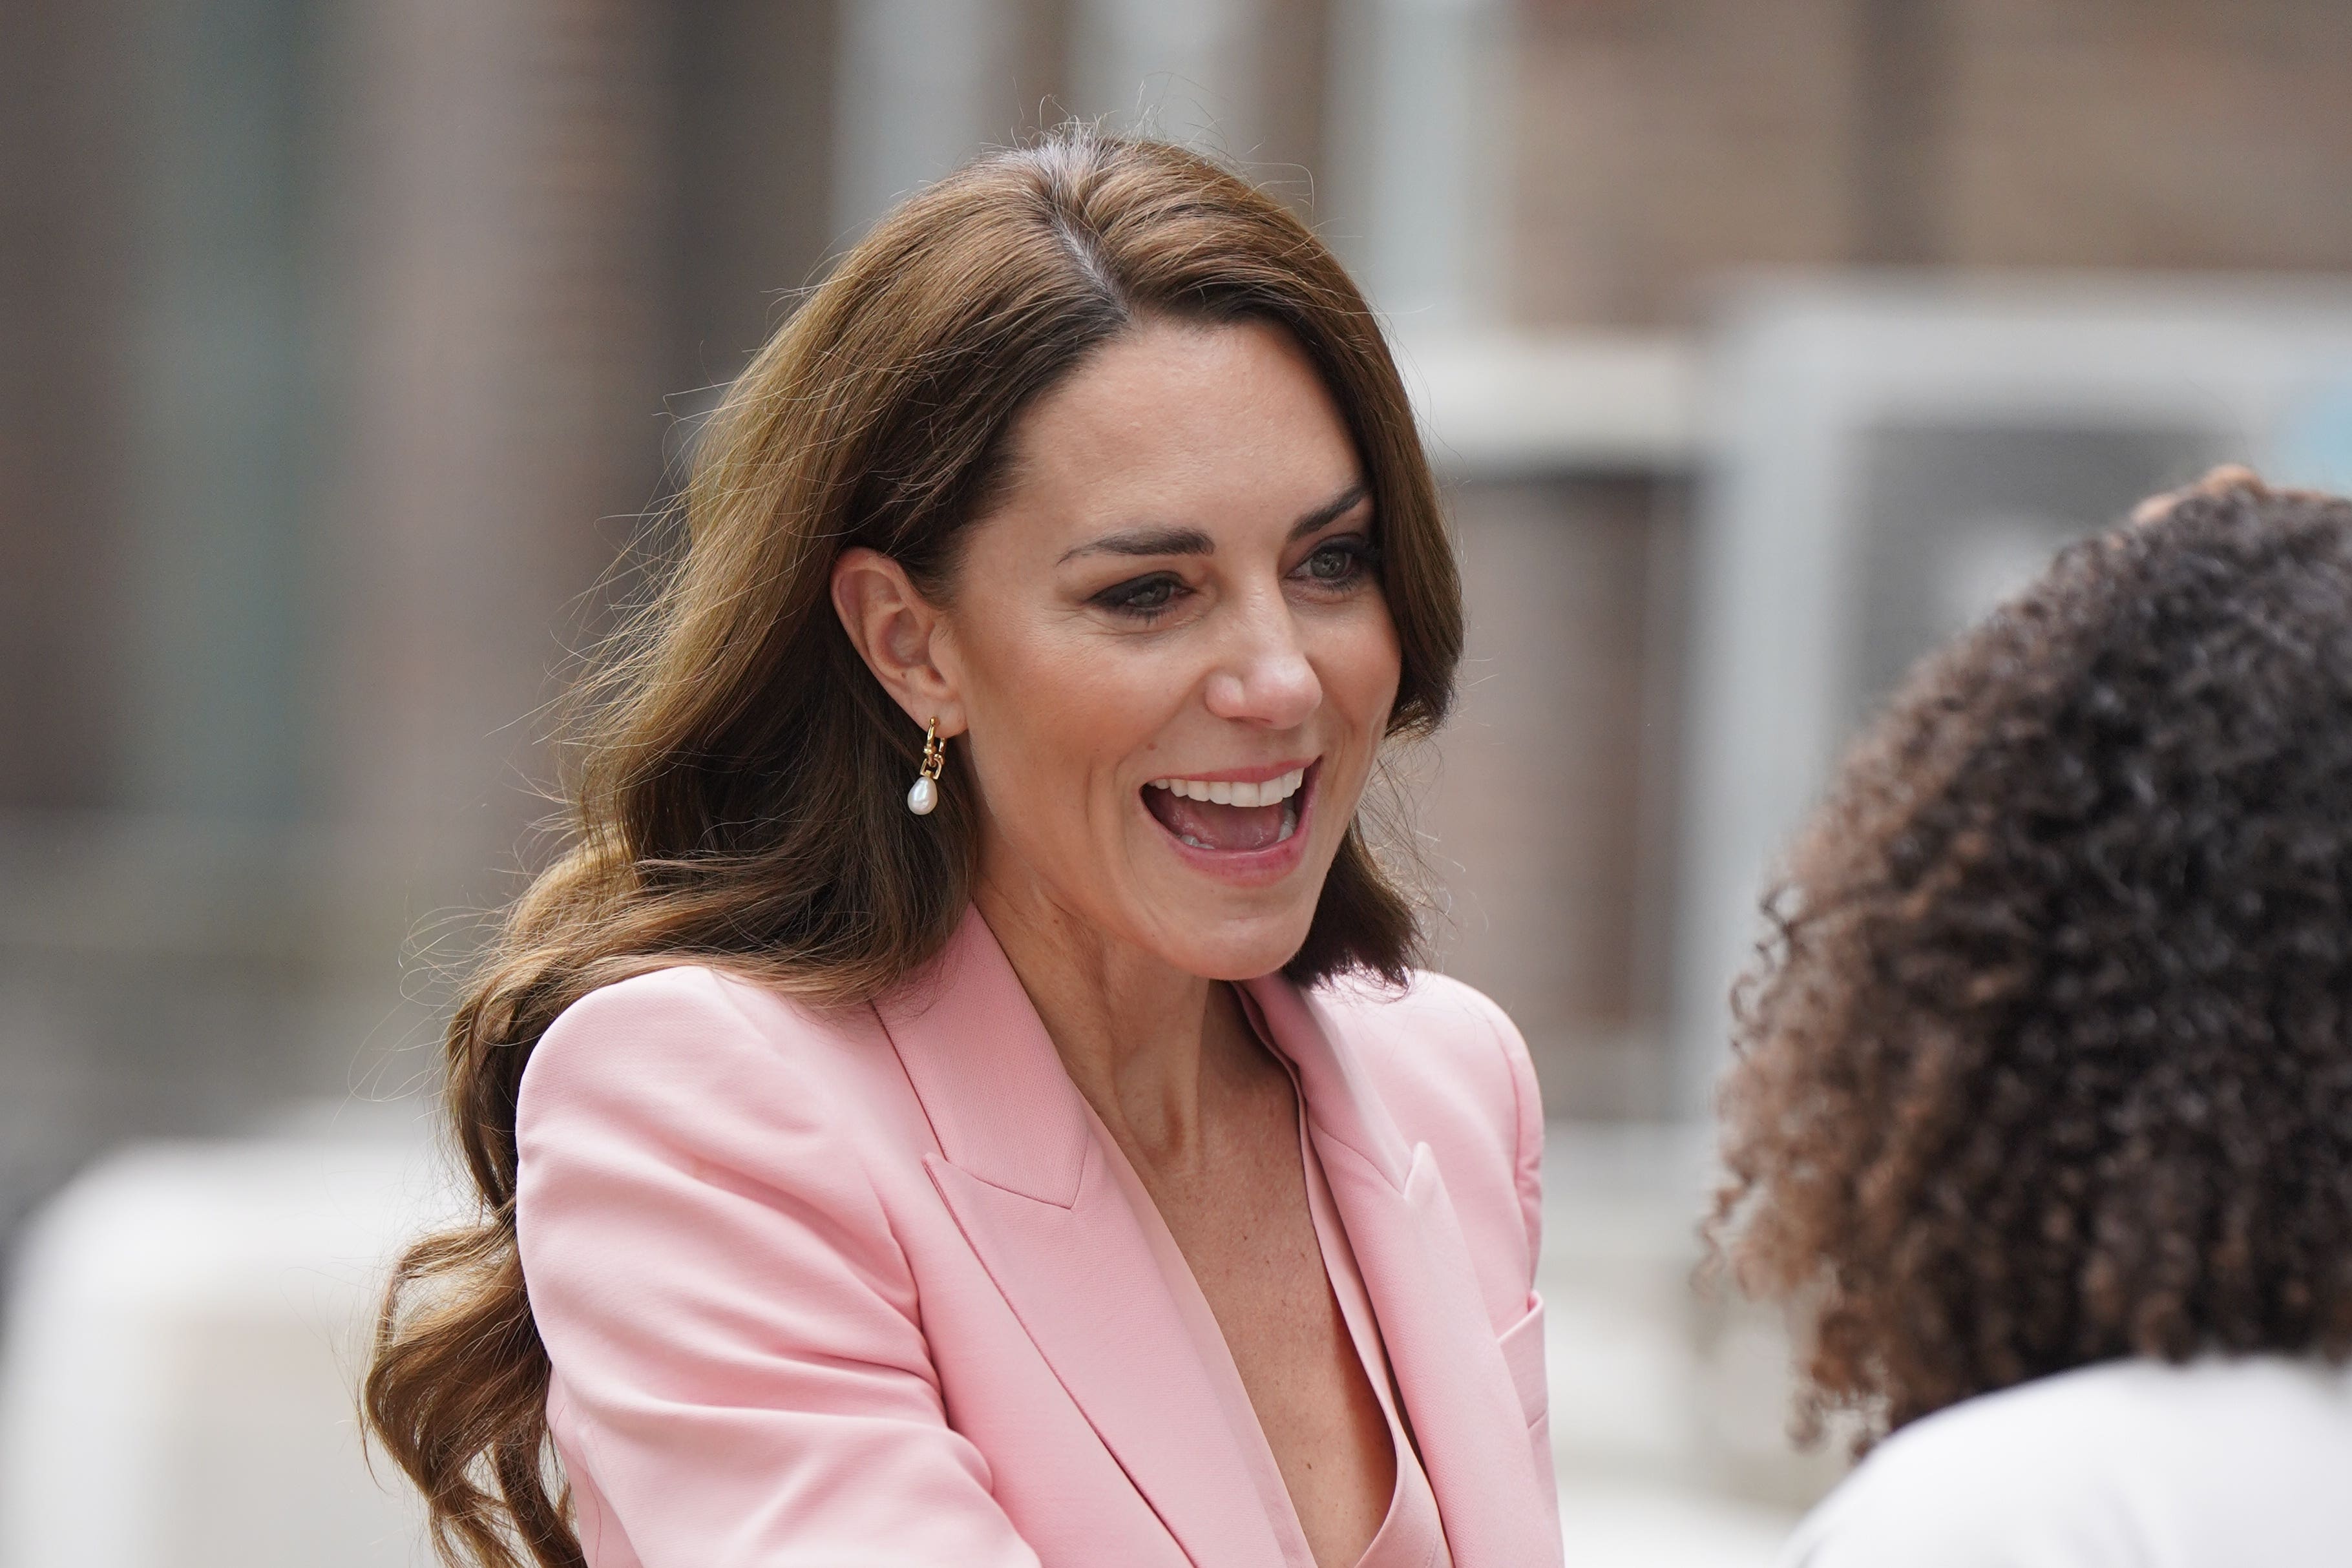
[907,718,945,815]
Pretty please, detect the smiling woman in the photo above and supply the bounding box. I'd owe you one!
[831,317,1405,967]
[365,129,1559,1568]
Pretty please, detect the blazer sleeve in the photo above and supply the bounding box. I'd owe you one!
[1480,987,1546,1300]
[1429,977,1546,1301]
[514,967,1043,1568]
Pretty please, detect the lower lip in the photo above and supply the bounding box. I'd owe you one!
[1144,762,1320,886]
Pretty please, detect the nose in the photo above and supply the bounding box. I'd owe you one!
[1202,592,1321,729]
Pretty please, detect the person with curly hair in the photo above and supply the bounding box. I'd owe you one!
[1714,466,2352,1566]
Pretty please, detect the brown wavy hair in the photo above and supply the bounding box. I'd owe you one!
[363,128,1462,1567]
[1713,468,2352,1450]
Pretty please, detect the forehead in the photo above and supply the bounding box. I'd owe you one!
[985,317,1362,541]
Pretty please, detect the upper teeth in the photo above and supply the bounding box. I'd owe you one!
[1146,768,1307,808]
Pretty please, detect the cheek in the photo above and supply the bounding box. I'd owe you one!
[955,620,1175,803]
[1323,600,1404,728]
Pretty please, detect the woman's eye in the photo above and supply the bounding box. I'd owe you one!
[1300,538,1374,585]
[1095,573,1184,616]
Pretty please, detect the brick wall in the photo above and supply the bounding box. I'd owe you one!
[1509,0,2352,326]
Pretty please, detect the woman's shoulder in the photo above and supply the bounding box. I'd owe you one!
[1777,1357,2352,1567]
[1307,970,1545,1278]
[1312,968,1528,1071]
[1310,969,1539,1137]
[518,964,898,1154]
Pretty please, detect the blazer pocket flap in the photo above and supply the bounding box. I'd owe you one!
[1497,1291,1547,1428]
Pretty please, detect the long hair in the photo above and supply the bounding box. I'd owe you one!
[1711,472,2352,1449]
[363,127,1463,1567]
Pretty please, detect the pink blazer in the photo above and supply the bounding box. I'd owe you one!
[515,907,1560,1567]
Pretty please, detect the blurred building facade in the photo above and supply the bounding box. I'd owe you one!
[8,0,2352,1255]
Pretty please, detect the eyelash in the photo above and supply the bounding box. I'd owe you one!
[1300,536,1380,588]
[1091,537,1381,622]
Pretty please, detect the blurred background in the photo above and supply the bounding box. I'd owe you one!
[7,1,2352,1563]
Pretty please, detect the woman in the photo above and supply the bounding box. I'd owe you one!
[365,131,1558,1568]
[1715,468,2352,1566]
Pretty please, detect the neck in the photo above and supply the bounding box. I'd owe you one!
[971,869,1262,1169]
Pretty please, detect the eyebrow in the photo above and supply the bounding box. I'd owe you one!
[1055,482,1371,566]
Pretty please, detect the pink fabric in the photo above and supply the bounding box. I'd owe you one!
[1305,1114,1454,1568]
[1081,1082,1449,1568]
[514,906,1559,1568]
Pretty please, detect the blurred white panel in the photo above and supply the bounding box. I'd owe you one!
[832,0,1020,238]
[1395,328,1701,474]
[1538,1118,1823,1558]
[1327,0,1507,326]
[1674,277,2352,1111]
[1071,0,1261,147]
[1555,1479,1793,1568]
[0,1128,456,1568]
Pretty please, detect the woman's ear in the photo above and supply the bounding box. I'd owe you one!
[830,547,967,737]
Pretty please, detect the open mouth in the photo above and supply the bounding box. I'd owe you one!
[1142,762,1315,854]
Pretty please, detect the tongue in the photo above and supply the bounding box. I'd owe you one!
[1146,789,1292,852]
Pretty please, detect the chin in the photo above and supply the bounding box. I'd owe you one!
[1143,901,1320,982]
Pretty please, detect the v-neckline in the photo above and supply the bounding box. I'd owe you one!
[1075,1036,1449,1568]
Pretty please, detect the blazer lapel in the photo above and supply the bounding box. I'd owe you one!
[879,908,1284,1568]
[1240,977,1562,1568]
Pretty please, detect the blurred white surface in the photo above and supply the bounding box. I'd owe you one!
[0,1123,451,1568]
[1399,328,1701,474]
[1540,1119,1827,1563]
[1558,1479,1793,1568]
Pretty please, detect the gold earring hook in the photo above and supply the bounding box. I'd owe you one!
[919,718,945,783]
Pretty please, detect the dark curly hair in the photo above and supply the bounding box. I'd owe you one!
[1712,467,2352,1450]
